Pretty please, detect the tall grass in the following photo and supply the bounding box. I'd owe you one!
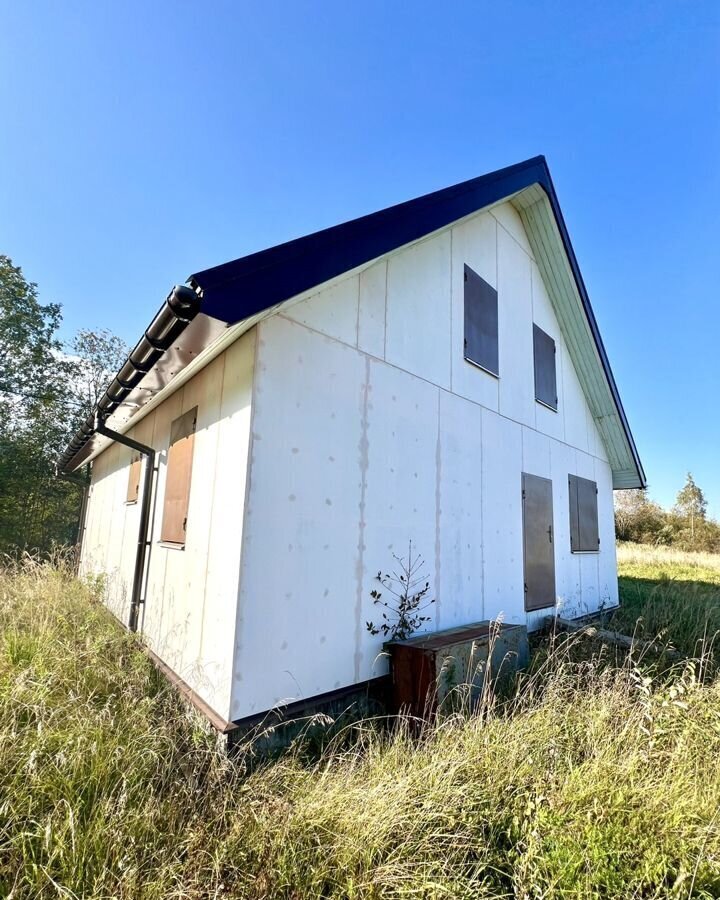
[617,541,720,573]
[2,552,720,897]
[613,541,720,660]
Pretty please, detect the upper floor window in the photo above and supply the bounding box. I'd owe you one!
[533,324,557,410]
[160,407,198,545]
[464,264,498,377]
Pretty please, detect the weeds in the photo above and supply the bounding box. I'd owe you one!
[1,550,720,897]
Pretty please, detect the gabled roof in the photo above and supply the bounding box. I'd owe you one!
[59,156,645,488]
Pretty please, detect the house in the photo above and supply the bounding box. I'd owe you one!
[59,156,645,732]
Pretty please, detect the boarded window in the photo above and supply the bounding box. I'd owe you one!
[126,454,142,504]
[569,475,599,552]
[160,407,198,545]
[464,264,498,376]
[533,324,557,410]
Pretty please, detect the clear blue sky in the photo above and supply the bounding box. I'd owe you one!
[1,2,718,513]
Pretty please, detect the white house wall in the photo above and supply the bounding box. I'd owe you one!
[235,202,618,720]
[80,329,255,721]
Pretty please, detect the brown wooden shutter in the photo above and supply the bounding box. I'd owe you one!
[464,264,499,376]
[577,477,600,551]
[533,324,557,410]
[568,475,580,552]
[568,474,599,552]
[126,455,142,504]
[160,407,197,545]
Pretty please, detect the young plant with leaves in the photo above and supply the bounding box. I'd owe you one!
[366,541,435,642]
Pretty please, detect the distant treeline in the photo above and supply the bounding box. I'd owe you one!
[614,474,720,551]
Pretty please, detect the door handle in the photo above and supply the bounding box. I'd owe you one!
[547,525,553,544]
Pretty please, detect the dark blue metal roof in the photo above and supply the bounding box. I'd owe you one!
[188,155,644,487]
[189,156,550,322]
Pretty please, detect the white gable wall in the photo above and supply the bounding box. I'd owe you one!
[232,202,617,720]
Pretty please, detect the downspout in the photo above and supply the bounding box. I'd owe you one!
[95,415,155,633]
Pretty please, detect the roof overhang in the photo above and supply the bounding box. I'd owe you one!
[511,184,645,488]
[59,156,644,488]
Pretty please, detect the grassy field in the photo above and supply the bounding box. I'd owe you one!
[2,548,720,898]
[613,542,720,660]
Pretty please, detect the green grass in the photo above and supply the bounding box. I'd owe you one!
[612,542,720,661]
[2,549,720,898]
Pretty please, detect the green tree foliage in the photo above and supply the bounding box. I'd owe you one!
[615,474,720,552]
[614,489,670,545]
[674,472,707,542]
[70,328,129,411]
[0,256,63,408]
[0,255,129,554]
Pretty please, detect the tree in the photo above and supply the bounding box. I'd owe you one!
[0,254,129,555]
[614,489,667,544]
[675,473,707,542]
[70,328,129,417]
[0,256,65,424]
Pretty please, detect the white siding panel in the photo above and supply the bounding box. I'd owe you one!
[574,450,600,617]
[358,260,387,358]
[114,415,155,623]
[450,211,499,410]
[596,459,619,609]
[531,263,565,441]
[550,440,580,618]
[491,201,534,258]
[200,331,255,717]
[284,275,359,347]
[385,232,452,389]
[437,390,484,629]
[481,408,524,624]
[142,391,183,654]
[497,226,534,427]
[522,426,551,480]
[588,407,609,462]
[103,443,133,622]
[233,317,366,718]
[166,356,225,685]
[357,359,440,680]
[561,333,590,453]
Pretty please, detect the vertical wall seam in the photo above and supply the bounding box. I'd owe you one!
[434,388,442,629]
[355,272,361,348]
[382,259,389,360]
[492,215,499,411]
[449,228,454,392]
[197,353,227,665]
[560,338,568,445]
[230,326,261,718]
[530,264,538,432]
[353,354,371,683]
[115,445,131,619]
[479,406,485,622]
[158,385,185,646]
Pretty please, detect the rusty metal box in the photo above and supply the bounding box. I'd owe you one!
[387,621,529,717]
